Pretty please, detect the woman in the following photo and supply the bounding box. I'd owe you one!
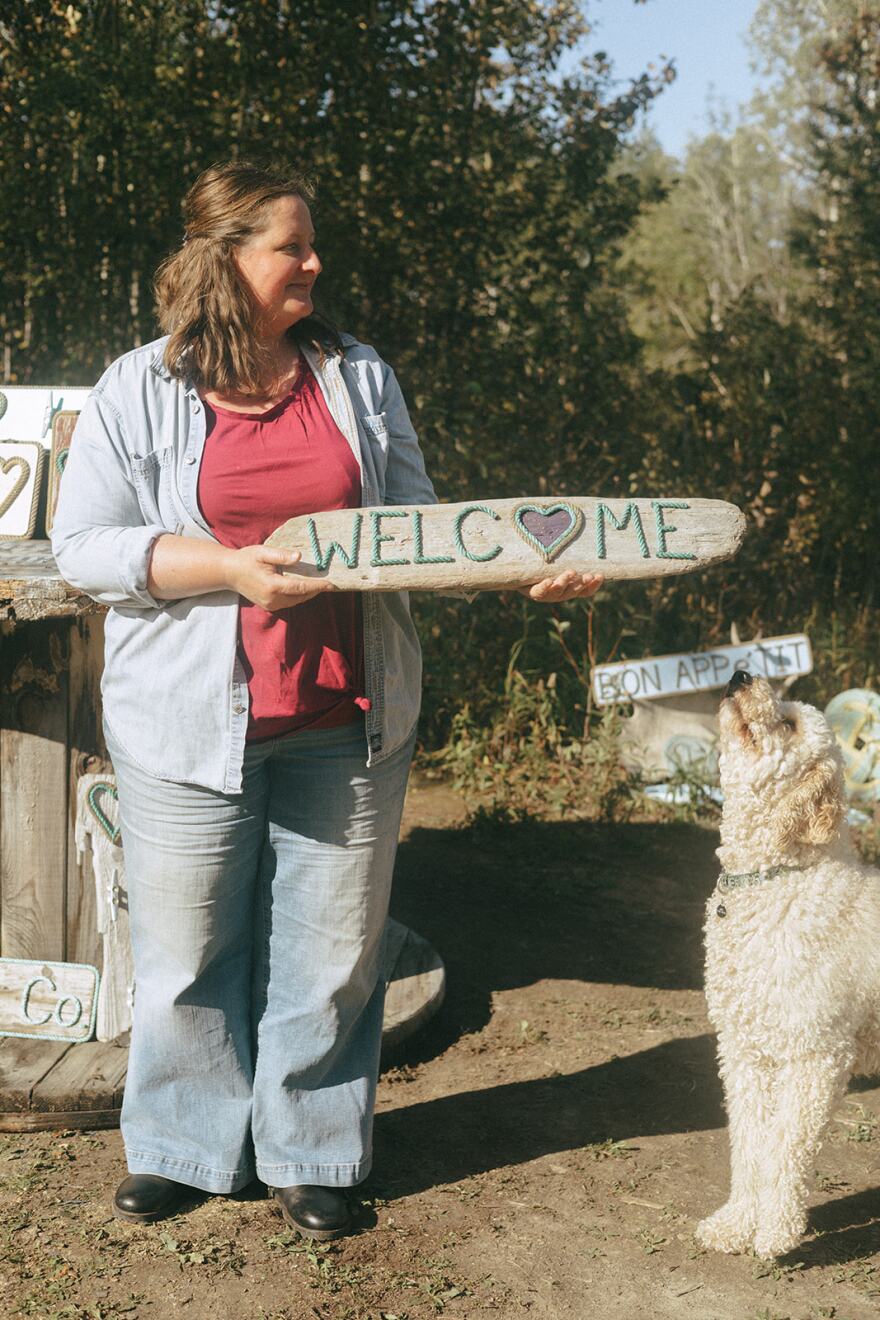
[51,160,602,1238]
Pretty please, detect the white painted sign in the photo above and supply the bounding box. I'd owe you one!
[0,958,99,1042]
[593,634,813,706]
[0,386,92,447]
[0,442,45,538]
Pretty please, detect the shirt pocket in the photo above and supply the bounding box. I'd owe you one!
[360,412,389,491]
[130,445,178,527]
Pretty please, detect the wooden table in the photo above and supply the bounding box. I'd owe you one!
[0,539,103,624]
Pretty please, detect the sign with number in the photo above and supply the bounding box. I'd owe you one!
[0,958,99,1042]
[268,495,746,592]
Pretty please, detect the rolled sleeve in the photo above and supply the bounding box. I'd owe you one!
[49,388,167,610]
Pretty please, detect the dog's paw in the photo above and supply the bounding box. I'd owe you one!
[752,1221,803,1260]
[695,1204,755,1254]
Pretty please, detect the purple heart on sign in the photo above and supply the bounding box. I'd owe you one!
[521,508,574,548]
[513,501,584,561]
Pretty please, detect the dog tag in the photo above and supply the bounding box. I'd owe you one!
[716,903,727,918]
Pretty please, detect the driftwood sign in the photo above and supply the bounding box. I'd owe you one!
[0,958,99,1042]
[267,496,746,591]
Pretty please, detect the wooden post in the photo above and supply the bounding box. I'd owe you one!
[66,616,109,969]
[0,620,70,959]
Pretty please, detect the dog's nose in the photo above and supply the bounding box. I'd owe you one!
[724,669,753,698]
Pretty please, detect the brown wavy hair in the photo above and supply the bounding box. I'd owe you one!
[153,160,342,395]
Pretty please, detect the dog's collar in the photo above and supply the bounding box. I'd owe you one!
[716,864,804,893]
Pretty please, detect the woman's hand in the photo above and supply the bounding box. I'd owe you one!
[225,546,336,611]
[516,570,604,603]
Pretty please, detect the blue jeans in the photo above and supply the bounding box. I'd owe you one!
[104,717,416,1194]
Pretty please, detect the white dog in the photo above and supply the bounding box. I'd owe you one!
[695,670,880,1259]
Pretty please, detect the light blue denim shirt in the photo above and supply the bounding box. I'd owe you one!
[50,333,438,792]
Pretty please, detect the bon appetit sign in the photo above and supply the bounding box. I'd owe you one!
[267,496,746,592]
[593,634,813,706]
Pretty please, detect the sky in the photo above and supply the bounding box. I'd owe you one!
[582,0,762,158]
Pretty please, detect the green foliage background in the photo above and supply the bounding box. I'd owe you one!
[2,0,878,748]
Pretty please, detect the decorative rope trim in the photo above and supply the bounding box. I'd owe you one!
[307,513,362,570]
[370,509,409,566]
[596,501,649,560]
[454,505,502,562]
[512,501,584,563]
[87,782,121,847]
[412,508,454,565]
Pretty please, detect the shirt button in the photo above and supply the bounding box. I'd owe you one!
[185,455,196,464]
[192,402,201,413]
[232,703,245,715]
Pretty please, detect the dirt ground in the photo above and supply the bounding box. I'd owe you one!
[3,778,880,1320]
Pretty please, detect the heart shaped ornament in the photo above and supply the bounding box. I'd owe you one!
[513,502,584,562]
[87,782,122,846]
[0,457,30,521]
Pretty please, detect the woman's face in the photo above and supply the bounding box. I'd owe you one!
[234,194,322,339]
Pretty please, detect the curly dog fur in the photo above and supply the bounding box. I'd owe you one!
[695,672,880,1259]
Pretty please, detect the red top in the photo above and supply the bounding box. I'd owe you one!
[196,362,367,743]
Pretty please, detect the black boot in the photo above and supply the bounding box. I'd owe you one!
[113,1173,189,1224]
[268,1184,353,1240]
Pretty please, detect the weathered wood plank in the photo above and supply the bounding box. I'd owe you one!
[47,411,80,535]
[29,1039,128,1113]
[0,540,63,579]
[0,1106,121,1131]
[0,580,101,623]
[267,495,748,591]
[0,621,69,958]
[0,1035,74,1110]
[66,616,108,969]
[0,540,103,624]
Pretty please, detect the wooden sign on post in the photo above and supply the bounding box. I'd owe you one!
[267,496,746,592]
